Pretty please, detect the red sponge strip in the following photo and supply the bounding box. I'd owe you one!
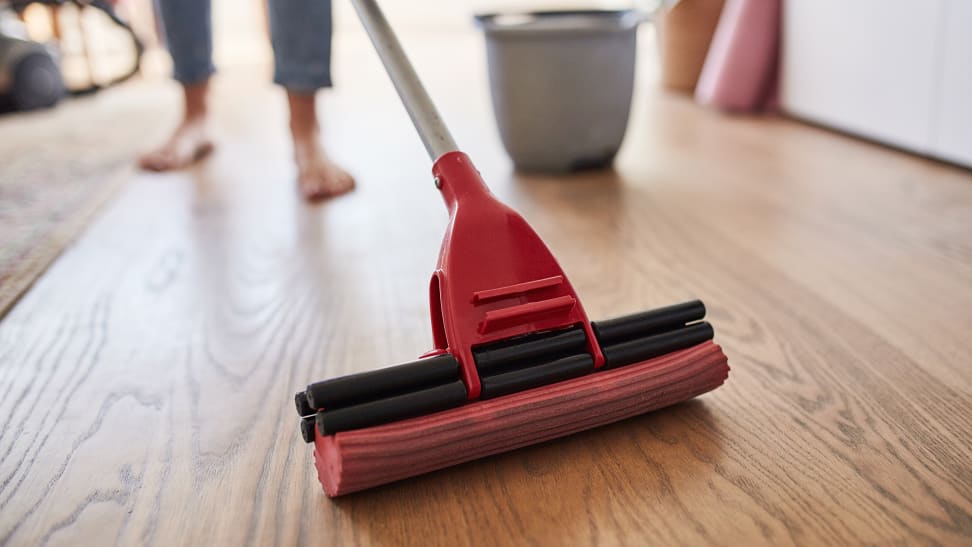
[313,341,729,496]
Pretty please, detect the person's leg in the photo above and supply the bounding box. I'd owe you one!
[139,0,215,171]
[268,0,354,201]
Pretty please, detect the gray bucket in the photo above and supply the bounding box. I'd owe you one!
[475,10,646,173]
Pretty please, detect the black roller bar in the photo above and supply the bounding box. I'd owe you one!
[300,416,316,443]
[473,326,587,375]
[296,392,315,417]
[601,322,714,369]
[316,380,468,436]
[304,353,460,410]
[592,300,705,346]
[299,302,715,437]
[479,353,594,399]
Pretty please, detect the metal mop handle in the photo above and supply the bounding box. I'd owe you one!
[350,0,459,161]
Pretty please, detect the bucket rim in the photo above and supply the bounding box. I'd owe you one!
[474,9,650,37]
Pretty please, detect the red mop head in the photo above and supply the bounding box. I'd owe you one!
[313,342,728,496]
[294,152,731,497]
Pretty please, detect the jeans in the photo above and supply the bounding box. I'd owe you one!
[155,0,333,92]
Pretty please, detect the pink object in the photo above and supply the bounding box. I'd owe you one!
[695,0,781,111]
[314,341,730,496]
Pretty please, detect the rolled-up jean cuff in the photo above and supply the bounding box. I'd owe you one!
[274,65,333,93]
[173,64,216,86]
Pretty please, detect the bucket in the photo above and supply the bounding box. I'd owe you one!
[475,10,647,173]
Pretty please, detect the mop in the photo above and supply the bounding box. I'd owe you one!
[295,0,730,497]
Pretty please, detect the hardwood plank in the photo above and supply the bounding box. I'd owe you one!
[1,32,970,546]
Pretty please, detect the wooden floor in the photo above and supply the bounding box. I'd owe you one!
[2,33,971,546]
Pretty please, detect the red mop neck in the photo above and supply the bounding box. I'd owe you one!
[427,151,605,399]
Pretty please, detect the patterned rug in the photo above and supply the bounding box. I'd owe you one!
[0,80,173,317]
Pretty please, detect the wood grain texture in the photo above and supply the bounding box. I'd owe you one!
[1,32,971,546]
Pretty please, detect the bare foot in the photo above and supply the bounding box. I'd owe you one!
[293,134,355,202]
[138,117,214,172]
[139,81,213,172]
[286,90,355,202]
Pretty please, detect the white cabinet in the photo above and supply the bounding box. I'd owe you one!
[781,0,972,167]
[932,0,972,166]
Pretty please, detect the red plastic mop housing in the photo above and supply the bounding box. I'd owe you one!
[426,151,605,398]
[294,0,731,497]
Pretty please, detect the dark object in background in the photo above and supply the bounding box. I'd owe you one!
[0,32,64,110]
[0,0,143,112]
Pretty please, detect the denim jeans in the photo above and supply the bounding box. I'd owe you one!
[155,0,333,92]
